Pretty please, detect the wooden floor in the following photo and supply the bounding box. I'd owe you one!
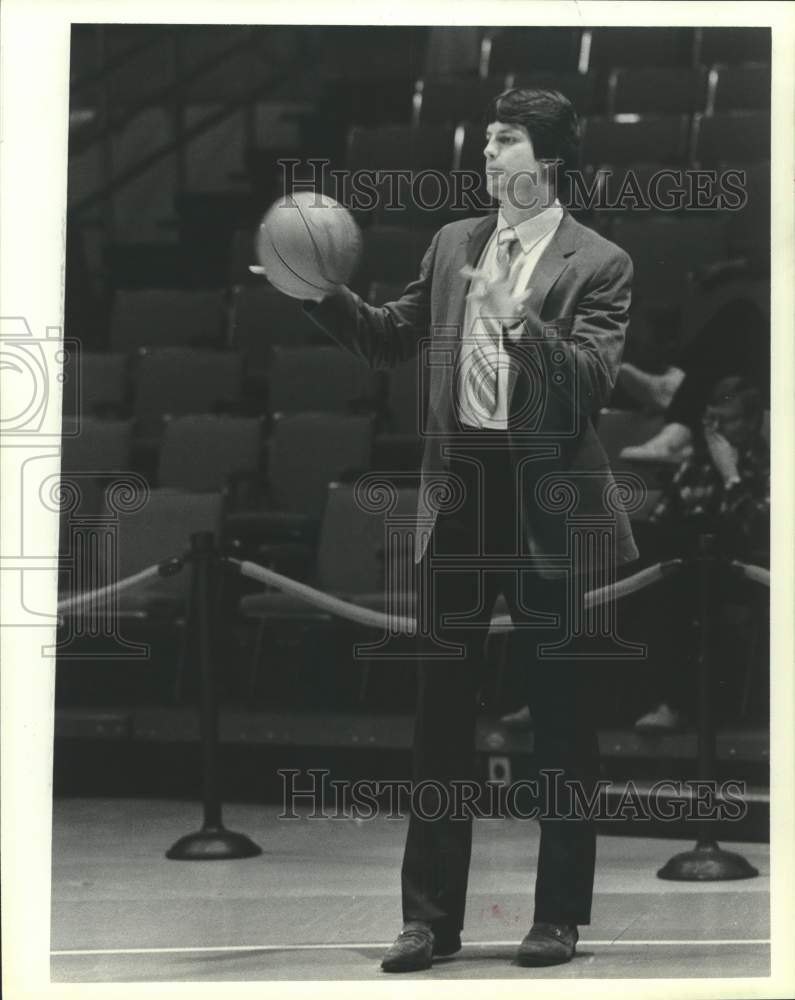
[50,798,770,983]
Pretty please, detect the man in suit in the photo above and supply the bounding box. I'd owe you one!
[293,88,638,971]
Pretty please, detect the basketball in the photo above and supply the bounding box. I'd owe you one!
[254,190,362,299]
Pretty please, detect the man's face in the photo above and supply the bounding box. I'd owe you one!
[483,120,550,211]
[704,398,756,448]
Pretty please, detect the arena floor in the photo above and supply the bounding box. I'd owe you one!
[50,797,770,983]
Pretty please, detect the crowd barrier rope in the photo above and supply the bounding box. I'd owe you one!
[56,555,185,616]
[729,560,771,588]
[55,530,767,881]
[57,551,684,631]
[56,554,765,626]
[227,555,684,630]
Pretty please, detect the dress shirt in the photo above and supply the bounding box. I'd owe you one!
[458,199,564,428]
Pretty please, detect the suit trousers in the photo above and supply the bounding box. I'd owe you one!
[401,425,601,933]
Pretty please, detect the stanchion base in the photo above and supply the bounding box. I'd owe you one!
[166,825,263,861]
[657,840,758,881]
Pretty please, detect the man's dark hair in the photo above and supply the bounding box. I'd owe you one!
[488,88,581,180]
[708,375,764,425]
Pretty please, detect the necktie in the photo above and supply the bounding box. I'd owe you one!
[465,228,520,417]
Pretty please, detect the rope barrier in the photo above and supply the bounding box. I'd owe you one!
[581,558,684,610]
[56,555,186,614]
[229,558,417,632]
[227,555,684,632]
[729,560,770,588]
[54,546,688,631]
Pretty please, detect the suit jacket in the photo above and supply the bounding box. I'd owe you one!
[305,210,640,576]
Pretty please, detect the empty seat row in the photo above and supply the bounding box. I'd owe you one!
[86,188,769,367]
[412,63,770,125]
[78,205,768,395]
[63,343,394,424]
[352,112,770,179]
[59,412,376,539]
[478,26,769,77]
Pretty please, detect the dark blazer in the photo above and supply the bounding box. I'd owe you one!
[306,210,640,575]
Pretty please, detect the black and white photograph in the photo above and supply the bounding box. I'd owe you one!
[1,2,793,997]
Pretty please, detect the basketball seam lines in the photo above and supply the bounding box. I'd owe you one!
[295,200,344,285]
[263,227,331,293]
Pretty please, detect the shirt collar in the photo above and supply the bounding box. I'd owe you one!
[496,198,564,253]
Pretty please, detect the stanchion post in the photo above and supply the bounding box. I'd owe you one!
[657,533,758,880]
[166,532,262,861]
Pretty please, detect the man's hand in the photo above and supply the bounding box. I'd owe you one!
[703,418,741,487]
[248,265,329,303]
[459,264,535,335]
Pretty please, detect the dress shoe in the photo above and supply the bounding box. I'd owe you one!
[516,922,578,966]
[380,921,462,972]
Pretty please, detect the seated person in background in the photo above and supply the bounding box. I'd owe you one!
[618,298,769,463]
[504,375,770,732]
[632,375,770,732]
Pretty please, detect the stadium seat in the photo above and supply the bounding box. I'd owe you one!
[509,72,601,115]
[239,480,419,709]
[581,115,691,168]
[596,409,666,470]
[132,347,244,439]
[267,411,373,518]
[267,345,381,416]
[706,63,771,114]
[589,163,687,217]
[594,409,667,499]
[360,225,438,286]
[182,48,274,102]
[109,110,176,245]
[110,288,227,352]
[62,352,129,418]
[346,123,455,174]
[109,488,224,608]
[157,414,264,493]
[691,111,771,167]
[412,76,505,126]
[227,411,376,552]
[694,27,771,67]
[606,68,708,115]
[321,25,429,79]
[611,216,730,302]
[345,124,457,225]
[582,27,692,71]
[227,228,259,286]
[723,161,770,259]
[59,417,135,547]
[183,104,246,192]
[55,486,226,708]
[479,27,582,77]
[61,417,134,477]
[373,358,424,472]
[228,283,326,381]
[364,282,423,469]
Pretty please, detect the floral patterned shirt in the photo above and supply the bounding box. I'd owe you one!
[648,436,770,564]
